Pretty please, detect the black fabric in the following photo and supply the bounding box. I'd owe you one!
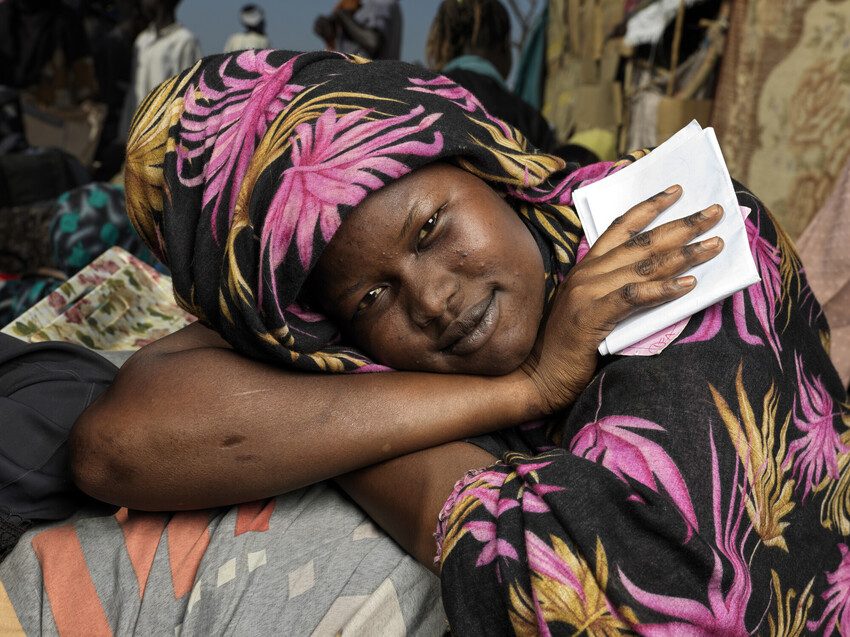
[0,0,90,89]
[0,333,117,559]
[443,67,557,153]
[0,149,90,208]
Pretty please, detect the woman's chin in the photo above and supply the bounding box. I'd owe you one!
[451,345,530,376]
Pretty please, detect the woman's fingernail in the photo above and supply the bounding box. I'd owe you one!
[702,237,722,250]
[705,204,723,217]
[664,184,680,194]
[674,276,696,289]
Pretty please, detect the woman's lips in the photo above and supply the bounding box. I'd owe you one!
[441,291,499,356]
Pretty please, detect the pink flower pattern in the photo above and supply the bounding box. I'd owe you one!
[807,544,850,636]
[259,105,444,314]
[744,213,784,364]
[785,352,848,499]
[175,51,304,241]
[569,380,699,541]
[619,428,753,636]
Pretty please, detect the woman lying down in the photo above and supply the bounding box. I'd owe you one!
[72,50,850,634]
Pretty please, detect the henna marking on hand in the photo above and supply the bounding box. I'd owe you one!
[635,256,657,277]
[626,232,652,248]
[682,211,702,227]
[620,282,640,306]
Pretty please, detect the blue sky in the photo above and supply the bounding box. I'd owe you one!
[178,1,453,66]
[178,0,542,70]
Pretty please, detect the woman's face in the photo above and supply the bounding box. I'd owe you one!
[309,163,546,375]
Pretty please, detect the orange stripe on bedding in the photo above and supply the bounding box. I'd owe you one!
[114,508,166,597]
[234,499,276,536]
[31,526,112,637]
[166,511,211,599]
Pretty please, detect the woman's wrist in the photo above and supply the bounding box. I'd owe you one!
[501,364,571,421]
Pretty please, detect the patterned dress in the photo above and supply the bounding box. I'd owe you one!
[440,188,850,635]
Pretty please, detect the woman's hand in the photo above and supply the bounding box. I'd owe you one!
[520,185,724,414]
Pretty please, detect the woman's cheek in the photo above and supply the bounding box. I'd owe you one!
[359,315,416,367]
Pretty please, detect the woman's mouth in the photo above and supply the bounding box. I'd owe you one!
[440,291,499,356]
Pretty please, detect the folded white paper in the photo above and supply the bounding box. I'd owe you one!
[572,120,760,355]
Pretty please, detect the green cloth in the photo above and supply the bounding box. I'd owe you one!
[512,4,547,109]
[441,54,507,89]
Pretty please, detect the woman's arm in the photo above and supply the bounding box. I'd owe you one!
[71,186,722,514]
[337,442,497,573]
[70,321,537,510]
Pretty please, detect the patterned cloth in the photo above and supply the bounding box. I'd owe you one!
[2,247,193,351]
[0,183,159,327]
[1,485,445,636]
[124,51,850,633]
[49,183,156,277]
[797,156,850,388]
[444,193,850,634]
[712,0,850,239]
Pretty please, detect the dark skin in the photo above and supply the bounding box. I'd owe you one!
[71,170,725,573]
[309,164,546,375]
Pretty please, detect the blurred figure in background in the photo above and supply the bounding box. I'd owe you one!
[425,0,556,153]
[0,0,98,106]
[313,0,402,60]
[224,4,270,53]
[122,0,200,135]
[84,0,147,180]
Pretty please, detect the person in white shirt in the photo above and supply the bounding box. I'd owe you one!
[123,0,201,132]
[224,4,270,53]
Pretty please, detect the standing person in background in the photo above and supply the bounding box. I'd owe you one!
[223,4,270,53]
[313,0,402,60]
[122,0,200,136]
[86,0,147,180]
[426,0,556,153]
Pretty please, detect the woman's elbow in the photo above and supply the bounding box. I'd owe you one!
[69,398,150,507]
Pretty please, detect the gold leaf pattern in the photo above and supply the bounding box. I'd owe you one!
[529,536,635,636]
[710,363,796,550]
[456,116,564,186]
[125,64,200,259]
[439,474,494,566]
[767,570,814,637]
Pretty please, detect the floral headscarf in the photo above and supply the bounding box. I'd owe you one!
[126,49,616,371]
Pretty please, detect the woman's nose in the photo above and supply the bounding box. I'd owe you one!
[406,271,456,329]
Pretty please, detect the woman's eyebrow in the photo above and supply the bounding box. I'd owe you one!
[335,278,366,306]
[398,192,433,241]
[398,205,419,241]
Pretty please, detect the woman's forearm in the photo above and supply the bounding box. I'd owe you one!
[70,324,535,510]
[336,442,497,572]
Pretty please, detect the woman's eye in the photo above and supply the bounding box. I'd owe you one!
[417,209,441,245]
[357,287,385,313]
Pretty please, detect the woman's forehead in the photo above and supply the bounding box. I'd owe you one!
[312,166,470,283]
[342,163,462,230]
